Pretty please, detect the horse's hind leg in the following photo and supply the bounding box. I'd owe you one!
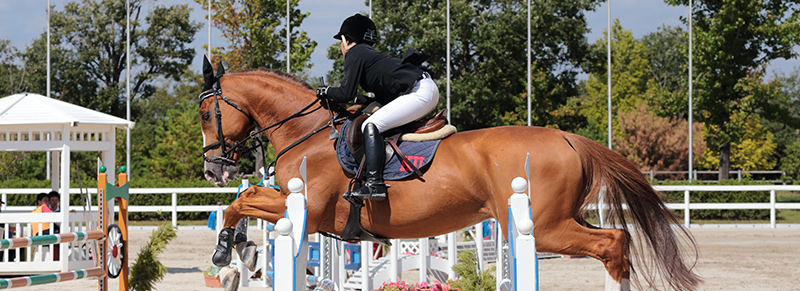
[537,220,631,291]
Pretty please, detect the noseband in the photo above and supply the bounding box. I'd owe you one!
[199,86,254,166]
[198,83,334,176]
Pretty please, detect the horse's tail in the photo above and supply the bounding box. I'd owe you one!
[567,133,701,290]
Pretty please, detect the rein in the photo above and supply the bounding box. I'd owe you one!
[199,87,343,178]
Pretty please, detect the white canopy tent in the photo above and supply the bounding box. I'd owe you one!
[0,92,133,271]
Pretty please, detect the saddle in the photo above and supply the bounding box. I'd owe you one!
[344,108,452,162]
[336,108,454,245]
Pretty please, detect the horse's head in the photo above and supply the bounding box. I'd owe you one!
[198,56,255,187]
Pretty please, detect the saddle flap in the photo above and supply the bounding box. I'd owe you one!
[345,115,367,159]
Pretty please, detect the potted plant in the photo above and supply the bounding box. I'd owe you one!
[203,265,223,288]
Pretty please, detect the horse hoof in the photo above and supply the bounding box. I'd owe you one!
[235,241,258,272]
[212,227,235,267]
[219,266,240,291]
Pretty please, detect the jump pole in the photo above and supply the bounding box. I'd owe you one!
[0,231,104,250]
[0,267,104,289]
[0,166,130,290]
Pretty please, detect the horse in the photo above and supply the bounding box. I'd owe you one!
[198,58,700,290]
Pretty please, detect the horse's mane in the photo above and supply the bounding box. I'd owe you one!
[237,68,314,91]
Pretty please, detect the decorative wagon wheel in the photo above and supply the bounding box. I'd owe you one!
[106,224,124,279]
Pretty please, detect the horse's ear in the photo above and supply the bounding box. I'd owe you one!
[202,55,215,91]
[216,61,226,76]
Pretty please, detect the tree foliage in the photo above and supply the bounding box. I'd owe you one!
[18,0,201,117]
[140,94,203,180]
[577,19,652,144]
[197,0,316,74]
[614,104,704,175]
[666,0,800,179]
[0,40,24,95]
[699,112,777,172]
[641,25,689,118]
[761,67,800,182]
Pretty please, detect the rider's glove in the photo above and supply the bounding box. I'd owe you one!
[316,86,329,100]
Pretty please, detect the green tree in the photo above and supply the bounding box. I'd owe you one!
[198,0,316,74]
[641,25,689,118]
[666,0,800,180]
[761,67,800,183]
[0,39,24,95]
[18,0,201,117]
[572,20,651,144]
[330,0,600,130]
[698,69,779,172]
[142,100,203,180]
[127,69,202,178]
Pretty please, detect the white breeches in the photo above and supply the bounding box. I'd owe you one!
[362,75,440,133]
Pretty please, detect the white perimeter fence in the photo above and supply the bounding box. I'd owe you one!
[1,185,799,228]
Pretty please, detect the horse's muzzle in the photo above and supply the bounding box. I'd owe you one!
[203,157,239,187]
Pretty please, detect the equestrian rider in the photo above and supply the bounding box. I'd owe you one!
[316,14,440,201]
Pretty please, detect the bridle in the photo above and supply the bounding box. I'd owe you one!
[198,80,339,177]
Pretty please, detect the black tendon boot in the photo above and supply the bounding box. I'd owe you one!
[212,227,235,267]
[352,123,387,201]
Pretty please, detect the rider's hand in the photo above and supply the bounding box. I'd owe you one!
[316,86,329,100]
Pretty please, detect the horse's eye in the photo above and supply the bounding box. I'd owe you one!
[201,112,211,122]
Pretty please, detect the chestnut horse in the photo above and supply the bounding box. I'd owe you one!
[198,61,700,290]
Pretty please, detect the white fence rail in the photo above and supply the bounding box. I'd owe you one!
[1,185,799,228]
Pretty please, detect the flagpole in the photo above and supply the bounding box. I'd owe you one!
[208,0,212,59]
[446,0,451,123]
[688,0,694,181]
[46,0,51,181]
[527,0,531,126]
[126,0,131,180]
[286,0,290,72]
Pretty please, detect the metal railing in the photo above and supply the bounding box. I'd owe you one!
[1,185,799,229]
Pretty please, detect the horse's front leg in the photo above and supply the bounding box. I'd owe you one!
[223,185,287,228]
[213,185,289,291]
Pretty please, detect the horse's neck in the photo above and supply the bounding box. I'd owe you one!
[245,83,326,152]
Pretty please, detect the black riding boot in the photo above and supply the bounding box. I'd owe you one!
[352,123,387,201]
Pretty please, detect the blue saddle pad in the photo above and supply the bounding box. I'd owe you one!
[336,119,442,180]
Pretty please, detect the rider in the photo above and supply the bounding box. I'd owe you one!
[316,13,440,201]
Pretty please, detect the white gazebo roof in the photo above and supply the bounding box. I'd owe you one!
[0,92,133,191]
[0,92,134,128]
[0,93,133,152]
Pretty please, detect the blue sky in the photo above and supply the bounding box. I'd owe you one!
[0,0,796,81]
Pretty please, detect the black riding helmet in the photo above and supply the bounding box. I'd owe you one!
[333,14,377,46]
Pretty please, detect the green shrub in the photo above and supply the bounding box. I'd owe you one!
[129,223,177,291]
[450,249,495,291]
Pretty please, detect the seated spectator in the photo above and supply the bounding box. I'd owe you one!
[47,191,60,213]
[31,193,52,235]
[47,191,61,235]
[32,193,59,261]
